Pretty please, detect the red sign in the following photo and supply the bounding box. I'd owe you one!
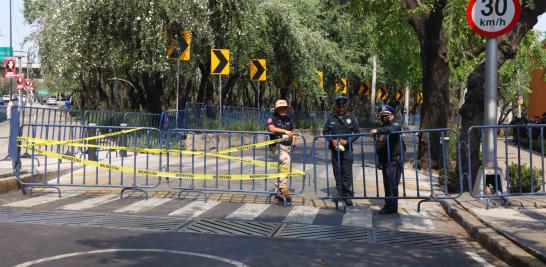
[466,0,521,37]
[4,57,16,78]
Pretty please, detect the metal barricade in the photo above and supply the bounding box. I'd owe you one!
[312,128,463,212]
[162,129,307,205]
[466,124,546,206]
[184,103,205,129]
[18,107,82,158]
[16,124,161,198]
[83,110,125,126]
[124,112,161,129]
[159,110,187,131]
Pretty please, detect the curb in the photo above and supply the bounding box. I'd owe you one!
[440,199,546,267]
[0,176,20,194]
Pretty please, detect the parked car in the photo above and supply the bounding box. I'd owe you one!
[2,95,10,103]
[46,97,57,105]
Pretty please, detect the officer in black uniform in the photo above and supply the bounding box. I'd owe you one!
[322,96,360,206]
[370,104,405,214]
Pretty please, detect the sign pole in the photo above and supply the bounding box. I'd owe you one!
[404,84,409,126]
[370,55,377,121]
[9,0,13,103]
[483,37,498,168]
[176,60,180,111]
[219,75,222,124]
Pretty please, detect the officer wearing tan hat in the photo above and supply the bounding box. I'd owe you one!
[266,99,295,203]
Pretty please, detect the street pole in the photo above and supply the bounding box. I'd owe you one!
[9,0,13,102]
[370,55,377,121]
[483,37,498,168]
[219,76,222,124]
[176,60,180,111]
[17,56,22,107]
[404,84,409,126]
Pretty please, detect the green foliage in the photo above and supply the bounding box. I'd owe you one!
[507,163,543,193]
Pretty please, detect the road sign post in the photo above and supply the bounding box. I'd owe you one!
[250,59,266,108]
[467,0,520,192]
[211,49,230,124]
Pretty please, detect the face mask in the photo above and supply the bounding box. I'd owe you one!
[380,116,389,124]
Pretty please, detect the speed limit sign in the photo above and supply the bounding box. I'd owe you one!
[466,0,521,37]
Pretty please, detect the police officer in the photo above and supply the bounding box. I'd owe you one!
[266,99,295,203]
[322,96,360,206]
[370,104,405,214]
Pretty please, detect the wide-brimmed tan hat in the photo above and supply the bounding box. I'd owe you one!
[274,99,289,110]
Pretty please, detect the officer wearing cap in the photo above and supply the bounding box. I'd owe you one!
[322,96,360,206]
[266,99,295,203]
[370,105,406,214]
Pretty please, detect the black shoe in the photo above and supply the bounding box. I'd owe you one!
[343,199,354,206]
[379,207,397,214]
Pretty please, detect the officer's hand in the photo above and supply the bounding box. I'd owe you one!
[284,130,294,137]
[340,139,348,146]
[370,129,378,135]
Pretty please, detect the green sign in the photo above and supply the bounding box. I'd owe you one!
[37,90,48,96]
[0,47,13,62]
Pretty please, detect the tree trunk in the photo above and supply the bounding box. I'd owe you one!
[402,0,450,169]
[459,1,546,190]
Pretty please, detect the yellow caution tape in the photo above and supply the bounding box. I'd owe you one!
[17,131,305,180]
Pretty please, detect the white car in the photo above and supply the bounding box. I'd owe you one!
[2,95,9,103]
[46,97,57,105]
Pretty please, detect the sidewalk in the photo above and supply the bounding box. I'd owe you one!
[443,193,546,266]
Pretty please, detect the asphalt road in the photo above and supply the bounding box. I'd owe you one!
[0,221,505,267]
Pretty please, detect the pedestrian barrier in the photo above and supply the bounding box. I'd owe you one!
[15,124,162,198]
[124,112,161,129]
[312,128,463,212]
[162,129,306,206]
[466,124,546,206]
[83,110,125,126]
[17,107,82,158]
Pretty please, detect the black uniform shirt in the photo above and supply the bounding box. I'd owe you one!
[266,114,293,146]
[322,112,360,148]
[376,122,405,164]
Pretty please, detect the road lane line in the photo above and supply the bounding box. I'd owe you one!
[114,198,172,213]
[283,206,319,224]
[169,201,220,218]
[225,203,270,220]
[60,194,118,211]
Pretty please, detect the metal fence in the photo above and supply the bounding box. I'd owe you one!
[162,129,307,205]
[15,124,162,198]
[312,128,463,211]
[466,124,545,207]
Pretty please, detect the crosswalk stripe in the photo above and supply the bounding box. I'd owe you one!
[283,206,319,224]
[3,192,81,208]
[399,209,435,231]
[60,194,119,211]
[341,206,373,228]
[225,203,270,220]
[114,198,172,213]
[168,201,220,218]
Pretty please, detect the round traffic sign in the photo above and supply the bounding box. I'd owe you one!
[466,0,521,37]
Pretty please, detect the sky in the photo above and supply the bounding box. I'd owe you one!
[1,0,546,64]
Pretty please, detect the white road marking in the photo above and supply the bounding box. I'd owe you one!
[169,201,220,218]
[225,203,270,220]
[14,249,248,267]
[60,194,118,211]
[341,205,373,228]
[465,252,495,267]
[3,192,81,208]
[399,209,435,231]
[113,198,172,213]
[283,206,319,224]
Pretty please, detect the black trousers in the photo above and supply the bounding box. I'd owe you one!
[331,150,354,198]
[381,156,403,210]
